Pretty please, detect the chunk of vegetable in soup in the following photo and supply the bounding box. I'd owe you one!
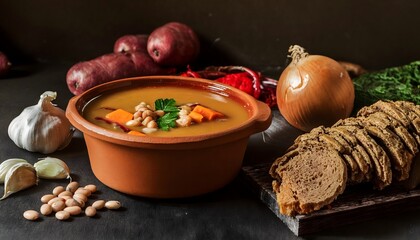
[83,86,249,137]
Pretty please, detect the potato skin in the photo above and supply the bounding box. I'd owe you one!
[147,22,200,66]
[66,52,176,95]
[0,51,11,76]
[113,34,149,53]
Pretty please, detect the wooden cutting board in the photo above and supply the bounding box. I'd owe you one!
[241,162,420,236]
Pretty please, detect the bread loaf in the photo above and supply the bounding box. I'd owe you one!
[270,100,420,216]
[272,144,347,216]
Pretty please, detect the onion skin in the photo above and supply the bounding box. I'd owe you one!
[277,48,354,132]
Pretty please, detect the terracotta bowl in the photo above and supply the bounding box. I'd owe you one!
[66,76,272,198]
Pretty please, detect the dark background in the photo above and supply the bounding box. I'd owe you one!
[0,2,420,239]
[1,0,419,74]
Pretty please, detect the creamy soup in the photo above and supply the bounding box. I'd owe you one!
[82,86,250,137]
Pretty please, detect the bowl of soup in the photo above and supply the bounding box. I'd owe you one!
[66,75,272,198]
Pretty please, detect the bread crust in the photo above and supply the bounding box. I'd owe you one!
[270,100,420,216]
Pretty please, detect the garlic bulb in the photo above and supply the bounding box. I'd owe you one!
[1,162,38,200]
[0,158,28,183]
[8,91,75,154]
[34,157,71,181]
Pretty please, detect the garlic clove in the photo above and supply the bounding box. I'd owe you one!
[8,91,74,154]
[0,158,28,184]
[34,157,71,181]
[1,162,38,200]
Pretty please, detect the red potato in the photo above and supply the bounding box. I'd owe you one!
[66,52,176,95]
[128,51,173,75]
[147,22,200,66]
[113,34,149,53]
[0,51,11,76]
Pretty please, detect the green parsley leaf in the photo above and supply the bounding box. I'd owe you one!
[155,98,179,112]
[154,98,180,131]
[156,112,178,131]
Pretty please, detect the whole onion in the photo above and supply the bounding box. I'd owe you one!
[276,45,354,132]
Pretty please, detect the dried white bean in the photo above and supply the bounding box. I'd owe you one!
[55,210,70,220]
[23,210,39,220]
[64,206,82,216]
[92,200,106,210]
[52,186,65,196]
[66,182,79,193]
[75,188,91,197]
[51,200,66,212]
[65,198,81,207]
[85,206,97,217]
[73,193,88,203]
[58,190,73,198]
[84,184,97,193]
[40,204,53,216]
[61,195,72,201]
[105,200,121,210]
[41,194,55,203]
[48,197,64,205]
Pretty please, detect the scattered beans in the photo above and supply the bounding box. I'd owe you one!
[92,200,106,210]
[75,199,86,208]
[24,181,121,221]
[73,193,88,203]
[105,201,121,210]
[66,181,79,193]
[41,194,55,203]
[55,210,70,220]
[65,198,80,207]
[61,195,72,201]
[51,200,66,212]
[85,206,96,217]
[23,210,39,221]
[47,197,64,205]
[58,190,73,198]
[64,206,82,216]
[84,184,97,193]
[74,188,91,197]
[40,204,53,216]
[52,186,65,196]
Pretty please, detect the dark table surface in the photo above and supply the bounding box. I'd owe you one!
[0,63,419,240]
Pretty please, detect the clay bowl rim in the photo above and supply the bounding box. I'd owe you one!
[66,75,272,149]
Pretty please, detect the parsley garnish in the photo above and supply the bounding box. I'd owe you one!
[155,98,180,131]
[156,112,178,131]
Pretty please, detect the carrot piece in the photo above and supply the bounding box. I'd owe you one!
[192,105,224,120]
[105,109,134,125]
[128,130,146,136]
[188,111,204,123]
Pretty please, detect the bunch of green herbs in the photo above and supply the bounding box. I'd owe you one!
[353,61,420,109]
